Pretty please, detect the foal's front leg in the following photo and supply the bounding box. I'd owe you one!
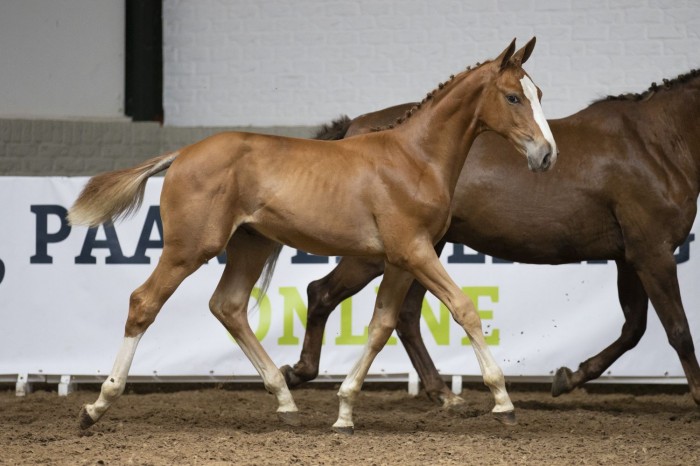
[407,244,516,425]
[332,263,414,434]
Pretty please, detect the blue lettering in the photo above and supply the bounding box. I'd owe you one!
[30,205,71,264]
[676,233,695,264]
[75,222,133,264]
[129,206,163,264]
[291,250,339,264]
[446,244,485,264]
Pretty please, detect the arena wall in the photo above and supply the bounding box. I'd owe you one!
[0,119,315,176]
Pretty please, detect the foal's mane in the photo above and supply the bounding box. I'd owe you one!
[598,68,700,103]
[370,61,488,133]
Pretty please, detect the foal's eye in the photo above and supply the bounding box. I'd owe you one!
[506,94,520,104]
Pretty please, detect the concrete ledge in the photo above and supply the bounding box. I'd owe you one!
[0,118,318,176]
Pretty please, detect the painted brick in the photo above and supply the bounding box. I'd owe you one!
[162,0,700,125]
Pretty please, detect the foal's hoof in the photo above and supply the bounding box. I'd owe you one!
[280,365,306,388]
[332,425,355,435]
[441,393,467,410]
[552,367,574,397]
[492,410,517,426]
[277,411,301,427]
[78,406,97,430]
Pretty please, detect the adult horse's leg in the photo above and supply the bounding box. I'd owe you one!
[332,263,415,434]
[395,240,466,407]
[280,256,385,387]
[404,243,515,425]
[209,230,299,425]
[79,245,204,429]
[396,277,466,407]
[634,253,700,404]
[552,260,649,396]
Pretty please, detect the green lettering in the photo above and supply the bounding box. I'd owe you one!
[420,298,450,345]
[335,297,367,345]
[460,286,500,346]
[251,287,272,341]
[277,287,308,345]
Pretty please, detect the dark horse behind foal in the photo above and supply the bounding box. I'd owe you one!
[283,70,700,406]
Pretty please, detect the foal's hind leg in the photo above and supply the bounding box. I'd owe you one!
[281,256,385,387]
[332,263,414,434]
[552,260,649,396]
[79,246,204,429]
[209,230,299,425]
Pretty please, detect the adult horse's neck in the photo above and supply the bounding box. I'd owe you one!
[606,71,700,196]
[390,67,487,194]
[650,74,700,195]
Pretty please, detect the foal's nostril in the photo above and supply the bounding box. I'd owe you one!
[542,151,552,168]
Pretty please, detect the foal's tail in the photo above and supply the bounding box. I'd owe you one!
[67,152,179,228]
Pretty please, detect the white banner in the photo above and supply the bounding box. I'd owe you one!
[0,177,698,382]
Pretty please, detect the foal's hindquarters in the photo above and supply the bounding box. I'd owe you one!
[79,165,300,429]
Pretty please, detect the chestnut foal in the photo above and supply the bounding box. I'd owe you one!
[69,38,555,433]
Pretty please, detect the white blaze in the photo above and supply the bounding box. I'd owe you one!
[520,76,557,159]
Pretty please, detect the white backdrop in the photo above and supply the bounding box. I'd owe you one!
[164,0,700,126]
[1,177,698,383]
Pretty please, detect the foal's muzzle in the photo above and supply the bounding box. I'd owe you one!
[526,141,556,173]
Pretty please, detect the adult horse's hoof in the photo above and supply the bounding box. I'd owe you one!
[277,411,301,427]
[78,406,97,430]
[332,425,355,435]
[280,365,306,388]
[493,410,517,426]
[552,367,575,397]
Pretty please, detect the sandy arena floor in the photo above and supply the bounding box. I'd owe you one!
[1,383,698,465]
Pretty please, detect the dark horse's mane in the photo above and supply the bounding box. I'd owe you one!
[597,68,700,103]
[313,62,487,140]
[313,115,351,140]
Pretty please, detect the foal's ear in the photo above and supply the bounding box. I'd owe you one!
[496,38,517,71]
[511,36,536,66]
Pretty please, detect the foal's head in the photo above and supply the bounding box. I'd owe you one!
[478,38,557,172]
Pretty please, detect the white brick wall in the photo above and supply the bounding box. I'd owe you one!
[163,0,700,127]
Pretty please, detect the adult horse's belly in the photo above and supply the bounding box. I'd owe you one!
[445,168,624,264]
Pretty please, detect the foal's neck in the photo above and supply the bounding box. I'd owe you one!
[393,70,485,193]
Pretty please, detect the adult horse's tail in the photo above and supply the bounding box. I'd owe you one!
[67,152,179,228]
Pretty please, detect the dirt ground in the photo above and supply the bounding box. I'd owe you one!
[1,383,698,465]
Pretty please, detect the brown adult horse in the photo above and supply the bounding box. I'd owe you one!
[282,69,700,408]
[68,39,556,432]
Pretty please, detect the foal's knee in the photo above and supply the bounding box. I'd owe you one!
[125,289,159,335]
[368,317,398,352]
